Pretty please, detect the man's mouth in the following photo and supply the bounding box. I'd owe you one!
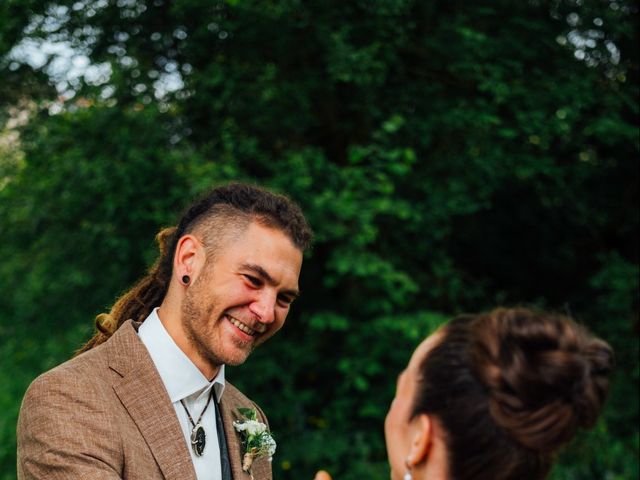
[225,314,265,337]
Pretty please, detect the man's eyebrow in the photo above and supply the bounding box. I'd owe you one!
[241,263,300,298]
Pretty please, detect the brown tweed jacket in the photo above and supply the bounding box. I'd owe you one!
[17,320,273,480]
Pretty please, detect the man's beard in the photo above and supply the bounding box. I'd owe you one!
[181,281,255,370]
[182,290,226,369]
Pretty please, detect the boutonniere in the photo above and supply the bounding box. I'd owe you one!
[233,407,276,477]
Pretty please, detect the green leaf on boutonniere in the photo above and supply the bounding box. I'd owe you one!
[234,408,277,474]
[238,407,257,420]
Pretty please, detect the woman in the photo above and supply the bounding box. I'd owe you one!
[316,307,613,480]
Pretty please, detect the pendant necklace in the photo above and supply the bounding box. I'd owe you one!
[180,389,214,456]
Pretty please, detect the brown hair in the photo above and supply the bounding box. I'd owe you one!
[412,308,613,480]
[77,182,312,354]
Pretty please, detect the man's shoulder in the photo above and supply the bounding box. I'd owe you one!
[22,340,111,405]
[24,320,144,398]
[17,335,133,479]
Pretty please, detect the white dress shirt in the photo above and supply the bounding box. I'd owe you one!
[139,308,226,480]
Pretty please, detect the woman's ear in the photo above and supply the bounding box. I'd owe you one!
[407,414,432,467]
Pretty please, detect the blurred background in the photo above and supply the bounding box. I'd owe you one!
[0,1,638,479]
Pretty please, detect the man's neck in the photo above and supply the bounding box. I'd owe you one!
[156,303,221,380]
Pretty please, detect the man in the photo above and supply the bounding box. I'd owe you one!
[17,183,313,480]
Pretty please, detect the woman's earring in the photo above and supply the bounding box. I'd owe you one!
[403,458,413,480]
[181,275,190,285]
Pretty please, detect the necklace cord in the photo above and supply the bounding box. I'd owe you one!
[180,389,214,427]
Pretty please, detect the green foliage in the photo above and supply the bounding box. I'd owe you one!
[0,1,638,479]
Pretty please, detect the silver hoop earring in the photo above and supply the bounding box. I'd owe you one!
[403,458,413,480]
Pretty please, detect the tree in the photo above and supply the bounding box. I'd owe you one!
[1,1,637,478]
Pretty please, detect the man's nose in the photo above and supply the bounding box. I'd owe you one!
[250,291,276,324]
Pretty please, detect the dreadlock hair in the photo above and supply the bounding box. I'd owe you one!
[77,182,312,354]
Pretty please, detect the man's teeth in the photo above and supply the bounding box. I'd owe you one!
[227,316,258,336]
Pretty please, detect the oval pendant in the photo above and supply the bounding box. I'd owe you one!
[190,424,206,456]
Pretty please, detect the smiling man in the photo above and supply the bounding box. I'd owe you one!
[17,183,313,480]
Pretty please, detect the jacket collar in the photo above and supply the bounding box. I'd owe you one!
[105,320,267,480]
[107,320,198,480]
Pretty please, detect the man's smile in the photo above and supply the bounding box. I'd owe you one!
[225,314,266,337]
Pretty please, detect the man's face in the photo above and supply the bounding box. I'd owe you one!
[181,221,303,369]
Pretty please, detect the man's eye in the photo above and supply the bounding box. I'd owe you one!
[244,275,261,287]
[277,295,294,306]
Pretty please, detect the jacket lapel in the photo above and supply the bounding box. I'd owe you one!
[219,395,250,480]
[219,387,272,480]
[108,321,197,480]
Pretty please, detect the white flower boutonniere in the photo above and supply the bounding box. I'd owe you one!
[233,407,276,477]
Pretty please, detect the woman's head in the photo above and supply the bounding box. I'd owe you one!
[385,308,613,480]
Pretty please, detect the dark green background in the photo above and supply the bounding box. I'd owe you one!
[0,1,637,479]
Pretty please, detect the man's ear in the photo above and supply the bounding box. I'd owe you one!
[407,414,432,467]
[174,235,202,279]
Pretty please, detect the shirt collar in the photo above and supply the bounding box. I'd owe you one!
[138,307,225,403]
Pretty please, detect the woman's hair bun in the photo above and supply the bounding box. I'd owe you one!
[469,308,613,452]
